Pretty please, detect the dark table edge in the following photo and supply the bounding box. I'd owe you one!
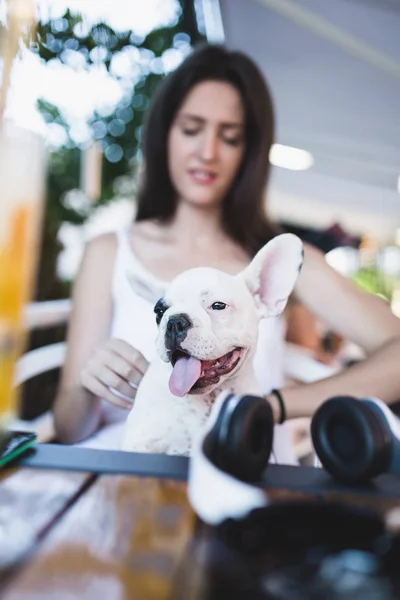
[8,443,400,501]
[14,444,189,480]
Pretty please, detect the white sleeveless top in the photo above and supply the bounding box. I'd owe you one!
[78,228,297,465]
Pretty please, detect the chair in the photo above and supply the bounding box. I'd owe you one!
[14,341,66,387]
[9,300,71,442]
[23,299,71,331]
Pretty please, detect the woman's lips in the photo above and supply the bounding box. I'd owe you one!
[188,169,217,185]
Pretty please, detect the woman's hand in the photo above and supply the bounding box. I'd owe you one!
[80,339,149,409]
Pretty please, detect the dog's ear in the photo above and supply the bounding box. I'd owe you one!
[240,234,303,318]
[126,271,167,304]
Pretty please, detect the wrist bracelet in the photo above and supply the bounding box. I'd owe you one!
[270,388,286,424]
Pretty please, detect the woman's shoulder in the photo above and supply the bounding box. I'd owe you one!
[79,233,120,278]
[72,233,119,312]
[86,231,118,251]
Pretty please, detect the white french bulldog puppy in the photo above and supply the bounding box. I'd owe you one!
[121,233,303,455]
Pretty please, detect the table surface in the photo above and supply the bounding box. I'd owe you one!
[2,445,400,600]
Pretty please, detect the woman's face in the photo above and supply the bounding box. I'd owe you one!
[167,80,245,209]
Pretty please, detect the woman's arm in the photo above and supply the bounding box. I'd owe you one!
[268,243,400,421]
[53,234,117,444]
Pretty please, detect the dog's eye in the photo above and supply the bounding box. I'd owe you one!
[154,308,165,325]
[154,298,169,325]
[211,302,227,310]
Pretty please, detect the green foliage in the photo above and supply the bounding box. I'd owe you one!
[22,1,204,295]
[353,268,396,302]
[28,3,203,218]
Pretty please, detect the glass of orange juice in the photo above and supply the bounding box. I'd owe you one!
[0,121,46,460]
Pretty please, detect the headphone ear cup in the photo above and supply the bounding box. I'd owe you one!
[207,394,274,482]
[311,396,392,483]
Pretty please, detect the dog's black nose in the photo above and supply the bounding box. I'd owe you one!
[165,313,193,349]
[167,313,192,335]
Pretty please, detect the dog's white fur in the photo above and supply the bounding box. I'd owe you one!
[121,233,303,455]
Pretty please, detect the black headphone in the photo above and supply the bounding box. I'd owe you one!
[203,393,274,481]
[188,392,275,524]
[311,395,400,484]
[188,391,400,523]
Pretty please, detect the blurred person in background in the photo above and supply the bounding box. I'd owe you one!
[53,44,400,460]
[285,299,344,366]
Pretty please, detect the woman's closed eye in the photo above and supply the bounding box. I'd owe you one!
[181,126,243,147]
[182,127,201,136]
[221,134,243,147]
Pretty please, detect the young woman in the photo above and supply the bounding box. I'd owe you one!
[53,44,400,460]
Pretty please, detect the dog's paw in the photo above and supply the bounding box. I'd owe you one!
[121,438,170,454]
[146,439,170,454]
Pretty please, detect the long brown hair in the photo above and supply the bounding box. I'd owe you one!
[135,43,279,256]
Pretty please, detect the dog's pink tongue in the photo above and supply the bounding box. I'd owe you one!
[169,355,202,397]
